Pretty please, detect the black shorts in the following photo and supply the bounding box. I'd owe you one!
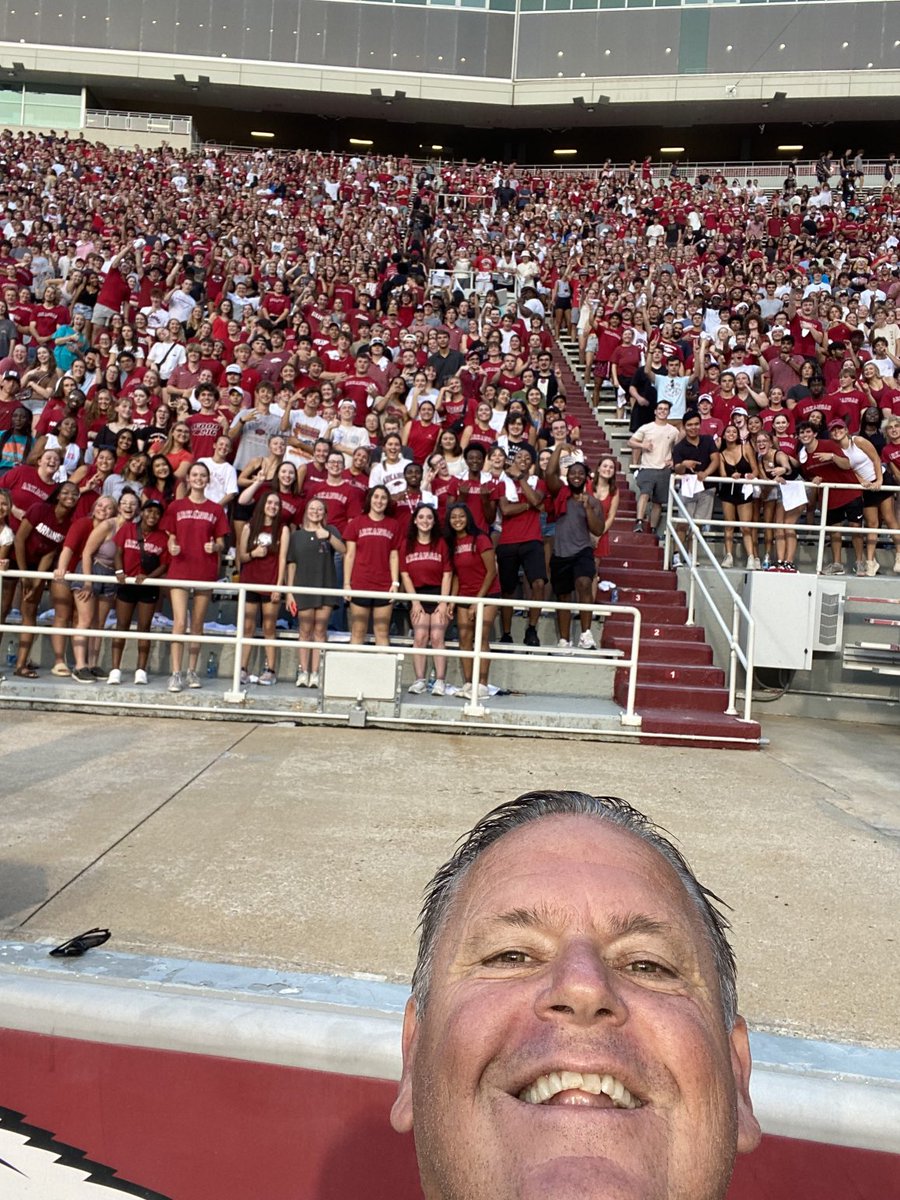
[117,583,160,606]
[496,540,547,594]
[246,589,279,606]
[414,583,442,615]
[352,597,392,609]
[233,501,256,523]
[553,296,572,311]
[862,488,890,510]
[549,546,596,595]
[830,498,864,524]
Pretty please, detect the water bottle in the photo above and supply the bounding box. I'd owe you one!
[216,607,224,624]
[428,666,436,691]
[6,640,14,667]
[206,651,218,678]
[611,587,619,605]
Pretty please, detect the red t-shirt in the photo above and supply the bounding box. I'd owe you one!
[401,539,451,589]
[4,465,55,529]
[161,496,230,581]
[406,420,441,464]
[498,477,545,545]
[458,474,504,532]
[344,513,402,591]
[21,500,72,564]
[304,477,362,535]
[451,531,499,597]
[881,441,900,483]
[114,520,170,577]
[186,410,228,459]
[798,439,862,510]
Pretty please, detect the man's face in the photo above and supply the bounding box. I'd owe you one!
[392,816,759,1200]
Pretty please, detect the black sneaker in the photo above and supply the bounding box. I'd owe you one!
[633,519,645,534]
[499,632,514,644]
[523,626,540,647]
[88,666,105,678]
[72,666,96,683]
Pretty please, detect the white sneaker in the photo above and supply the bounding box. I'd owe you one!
[408,678,428,694]
[557,638,573,650]
[308,671,320,688]
[431,678,446,696]
[186,669,201,689]
[167,672,183,693]
[107,668,121,685]
[458,682,473,699]
[748,556,760,571]
[578,631,597,651]
[477,684,490,699]
[894,553,900,575]
[295,669,309,688]
[722,553,734,568]
[865,559,880,577]
[854,560,866,577]
[134,669,148,685]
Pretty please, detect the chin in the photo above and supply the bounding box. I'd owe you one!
[518,1155,648,1200]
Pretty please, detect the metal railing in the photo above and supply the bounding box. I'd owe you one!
[0,572,643,730]
[664,476,900,577]
[662,486,756,722]
[84,110,194,136]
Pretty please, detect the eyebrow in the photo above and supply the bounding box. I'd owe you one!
[462,903,681,951]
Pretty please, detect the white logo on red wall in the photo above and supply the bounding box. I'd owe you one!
[0,1106,170,1198]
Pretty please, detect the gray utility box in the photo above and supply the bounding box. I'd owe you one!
[741,573,846,671]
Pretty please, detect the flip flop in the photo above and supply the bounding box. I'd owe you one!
[51,662,72,676]
[14,666,38,679]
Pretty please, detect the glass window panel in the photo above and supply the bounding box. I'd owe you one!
[171,0,210,57]
[599,0,625,9]
[572,0,598,9]
[679,7,709,70]
[0,87,24,125]
[357,5,392,68]
[108,0,141,50]
[241,0,274,60]
[546,0,570,9]
[490,0,516,10]
[520,0,543,10]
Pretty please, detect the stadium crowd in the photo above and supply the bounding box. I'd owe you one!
[0,131,899,695]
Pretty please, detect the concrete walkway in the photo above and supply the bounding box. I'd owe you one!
[1,711,897,1049]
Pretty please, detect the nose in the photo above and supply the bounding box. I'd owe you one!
[535,938,628,1027]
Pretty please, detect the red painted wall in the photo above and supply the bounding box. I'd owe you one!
[1,1030,897,1199]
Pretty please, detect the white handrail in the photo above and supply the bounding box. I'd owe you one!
[0,571,643,729]
[665,476,900,576]
[663,484,756,722]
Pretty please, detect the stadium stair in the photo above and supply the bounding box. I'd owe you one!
[550,336,761,749]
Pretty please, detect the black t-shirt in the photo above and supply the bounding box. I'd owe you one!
[673,434,718,474]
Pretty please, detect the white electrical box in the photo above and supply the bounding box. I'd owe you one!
[742,572,817,670]
[322,650,403,701]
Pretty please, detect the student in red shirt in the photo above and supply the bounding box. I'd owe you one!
[161,460,231,691]
[445,501,499,701]
[400,503,453,696]
[238,491,289,686]
[12,479,79,677]
[109,498,170,685]
[343,484,402,646]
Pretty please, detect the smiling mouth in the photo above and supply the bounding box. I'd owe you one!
[517,1071,642,1110]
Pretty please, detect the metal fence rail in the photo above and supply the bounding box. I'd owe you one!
[0,572,643,729]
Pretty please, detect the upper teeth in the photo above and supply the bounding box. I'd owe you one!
[518,1071,641,1109]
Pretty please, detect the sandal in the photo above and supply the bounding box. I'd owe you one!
[14,666,38,678]
[51,662,72,677]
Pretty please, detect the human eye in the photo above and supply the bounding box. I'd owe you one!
[482,948,535,967]
[622,958,678,980]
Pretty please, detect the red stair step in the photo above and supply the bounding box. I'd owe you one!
[602,620,706,643]
[603,636,714,666]
[614,676,732,713]
[636,709,761,750]
[633,663,725,688]
[600,567,676,590]
[602,541,664,563]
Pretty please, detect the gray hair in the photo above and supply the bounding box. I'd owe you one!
[410,790,738,1030]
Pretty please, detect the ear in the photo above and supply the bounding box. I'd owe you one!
[390,996,419,1134]
[729,1016,762,1155]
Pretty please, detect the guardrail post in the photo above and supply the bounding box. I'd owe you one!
[725,602,740,715]
[223,586,247,704]
[619,606,642,728]
[815,483,829,575]
[663,479,674,570]
[463,599,486,717]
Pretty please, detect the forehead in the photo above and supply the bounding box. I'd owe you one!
[436,815,715,975]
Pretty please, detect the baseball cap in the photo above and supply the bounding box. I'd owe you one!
[827,417,847,431]
[3,369,19,381]
[225,364,242,375]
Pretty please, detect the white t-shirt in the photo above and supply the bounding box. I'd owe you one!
[199,457,239,506]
